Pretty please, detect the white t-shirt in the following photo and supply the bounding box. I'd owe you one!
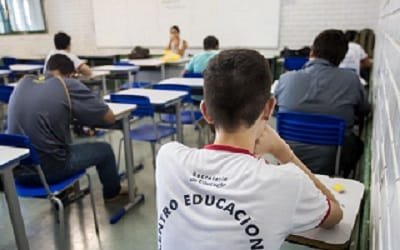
[156,142,330,250]
[339,42,368,75]
[44,49,84,73]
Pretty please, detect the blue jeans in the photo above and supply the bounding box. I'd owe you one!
[16,142,121,199]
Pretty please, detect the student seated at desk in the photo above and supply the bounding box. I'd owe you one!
[183,35,219,75]
[156,49,343,250]
[275,29,370,177]
[44,32,92,77]
[166,25,188,57]
[8,54,126,202]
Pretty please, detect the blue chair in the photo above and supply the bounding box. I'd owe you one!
[0,85,14,131]
[153,84,203,144]
[110,94,176,168]
[276,111,346,176]
[283,56,308,71]
[119,81,153,90]
[1,56,18,81]
[0,134,100,246]
[110,61,138,90]
[183,72,203,78]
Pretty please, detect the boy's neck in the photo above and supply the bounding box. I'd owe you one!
[213,128,256,154]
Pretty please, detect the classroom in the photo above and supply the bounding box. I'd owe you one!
[0,0,397,249]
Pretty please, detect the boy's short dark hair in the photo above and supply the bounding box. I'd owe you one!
[203,49,272,132]
[344,30,358,42]
[312,29,348,66]
[47,54,75,75]
[54,32,71,50]
[203,36,219,50]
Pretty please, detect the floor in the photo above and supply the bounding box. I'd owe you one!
[0,67,315,249]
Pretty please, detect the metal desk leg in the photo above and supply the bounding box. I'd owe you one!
[1,168,30,250]
[175,102,183,142]
[101,76,107,95]
[128,72,133,84]
[161,64,166,80]
[3,76,8,83]
[109,115,144,224]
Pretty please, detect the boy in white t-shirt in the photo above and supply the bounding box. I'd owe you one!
[156,49,343,250]
[44,32,92,77]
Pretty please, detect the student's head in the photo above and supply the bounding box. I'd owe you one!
[170,25,180,38]
[203,36,219,50]
[202,49,274,134]
[54,32,71,50]
[46,54,75,77]
[310,29,348,66]
[344,30,358,42]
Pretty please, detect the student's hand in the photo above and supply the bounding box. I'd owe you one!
[254,124,293,162]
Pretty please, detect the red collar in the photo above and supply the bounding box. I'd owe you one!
[204,144,256,157]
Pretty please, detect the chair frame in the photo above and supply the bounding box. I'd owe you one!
[276,111,346,176]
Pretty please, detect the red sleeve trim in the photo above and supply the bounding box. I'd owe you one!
[317,197,331,227]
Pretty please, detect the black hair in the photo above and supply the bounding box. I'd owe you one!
[203,49,272,132]
[54,32,71,50]
[203,35,219,50]
[170,25,180,33]
[344,30,358,42]
[46,54,75,76]
[312,29,348,66]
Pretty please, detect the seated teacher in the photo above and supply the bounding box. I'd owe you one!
[166,25,188,57]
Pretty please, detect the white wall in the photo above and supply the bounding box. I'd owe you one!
[0,0,379,57]
[370,1,400,250]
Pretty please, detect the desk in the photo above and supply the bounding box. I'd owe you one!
[123,57,189,79]
[79,54,120,66]
[80,71,111,94]
[92,65,140,86]
[287,175,365,250]
[0,146,30,250]
[105,88,187,142]
[106,103,144,221]
[159,77,204,96]
[9,64,43,75]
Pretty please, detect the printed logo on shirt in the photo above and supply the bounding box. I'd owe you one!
[158,193,264,250]
[188,171,228,188]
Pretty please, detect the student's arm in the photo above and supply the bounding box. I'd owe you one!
[255,125,343,228]
[103,108,116,124]
[177,40,188,57]
[78,63,92,77]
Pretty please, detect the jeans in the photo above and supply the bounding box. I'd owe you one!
[16,142,121,199]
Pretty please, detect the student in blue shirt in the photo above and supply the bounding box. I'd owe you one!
[184,35,219,75]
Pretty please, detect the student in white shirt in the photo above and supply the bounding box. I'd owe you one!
[156,49,343,250]
[340,30,372,75]
[44,32,92,77]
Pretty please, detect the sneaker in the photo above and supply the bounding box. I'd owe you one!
[104,183,137,203]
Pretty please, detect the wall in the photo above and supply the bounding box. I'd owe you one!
[370,1,400,250]
[0,0,379,58]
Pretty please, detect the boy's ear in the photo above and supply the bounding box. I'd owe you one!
[263,97,276,120]
[200,100,214,124]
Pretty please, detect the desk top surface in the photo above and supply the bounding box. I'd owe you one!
[107,103,136,117]
[159,77,204,87]
[123,57,189,67]
[289,175,365,248]
[0,146,29,169]
[0,70,11,75]
[106,88,187,105]
[80,71,111,80]
[92,65,140,72]
[9,64,44,71]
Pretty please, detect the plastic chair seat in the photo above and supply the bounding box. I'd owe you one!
[16,171,85,197]
[160,110,202,124]
[129,124,176,142]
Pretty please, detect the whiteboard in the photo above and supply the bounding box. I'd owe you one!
[92,0,280,48]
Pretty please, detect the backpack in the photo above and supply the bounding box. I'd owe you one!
[129,46,150,59]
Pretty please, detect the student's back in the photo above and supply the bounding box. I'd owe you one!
[157,142,329,250]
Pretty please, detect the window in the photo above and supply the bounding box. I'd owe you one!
[0,0,46,34]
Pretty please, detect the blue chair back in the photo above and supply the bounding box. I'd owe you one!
[2,56,17,68]
[153,84,192,103]
[276,112,345,146]
[0,133,41,165]
[183,72,203,78]
[114,61,135,66]
[283,57,308,71]
[0,85,14,104]
[110,94,154,118]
